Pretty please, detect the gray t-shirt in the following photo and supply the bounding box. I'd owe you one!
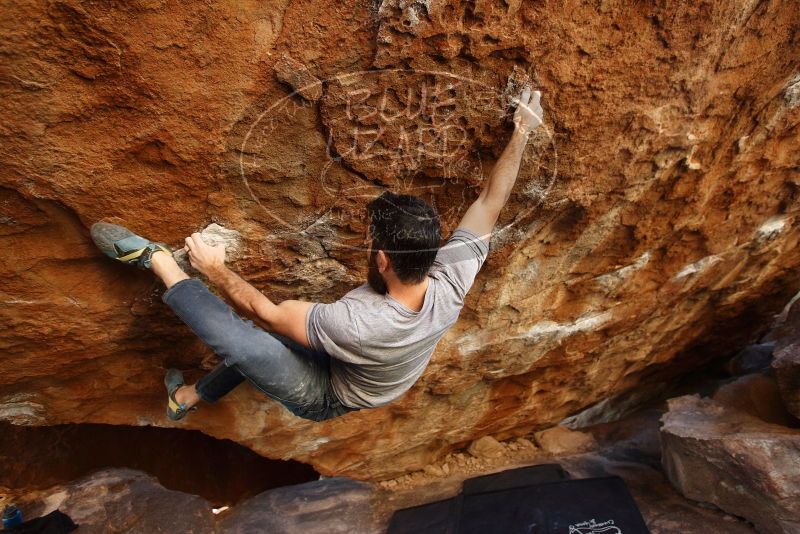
[305,228,490,409]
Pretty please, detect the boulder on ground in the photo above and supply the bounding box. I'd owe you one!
[218,476,378,533]
[16,469,215,534]
[660,395,800,534]
[711,372,796,426]
[535,426,596,455]
[772,344,800,420]
[725,342,775,375]
[770,297,800,419]
[467,435,505,459]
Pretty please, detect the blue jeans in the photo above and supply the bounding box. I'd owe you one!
[161,279,361,421]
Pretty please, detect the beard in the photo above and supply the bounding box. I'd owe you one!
[367,249,387,295]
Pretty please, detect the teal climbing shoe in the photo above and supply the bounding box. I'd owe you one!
[164,368,196,421]
[90,222,171,269]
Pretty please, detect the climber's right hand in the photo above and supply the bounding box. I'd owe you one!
[184,233,226,276]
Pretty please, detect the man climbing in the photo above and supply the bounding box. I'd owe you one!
[91,87,543,422]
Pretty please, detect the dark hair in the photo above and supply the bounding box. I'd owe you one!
[366,191,441,283]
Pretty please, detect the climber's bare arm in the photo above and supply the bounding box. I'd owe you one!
[183,234,312,347]
[206,267,312,347]
[457,88,542,238]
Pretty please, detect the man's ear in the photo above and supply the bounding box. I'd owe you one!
[376,250,391,273]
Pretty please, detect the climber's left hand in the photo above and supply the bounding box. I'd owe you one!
[513,86,543,136]
[184,233,226,276]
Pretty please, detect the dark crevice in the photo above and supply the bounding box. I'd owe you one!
[0,422,319,507]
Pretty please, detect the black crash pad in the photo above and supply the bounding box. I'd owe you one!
[388,464,568,534]
[387,465,650,534]
[462,463,569,495]
[386,496,461,534]
[458,476,649,534]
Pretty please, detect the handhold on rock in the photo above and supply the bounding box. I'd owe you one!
[273,53,323,102]
[173,223,243,270]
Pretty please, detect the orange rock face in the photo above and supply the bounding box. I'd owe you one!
[2,0,799,480]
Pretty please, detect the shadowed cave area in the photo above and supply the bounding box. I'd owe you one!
[0,422,319,507]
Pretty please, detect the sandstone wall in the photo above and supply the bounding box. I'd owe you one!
[2,0,799,479]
